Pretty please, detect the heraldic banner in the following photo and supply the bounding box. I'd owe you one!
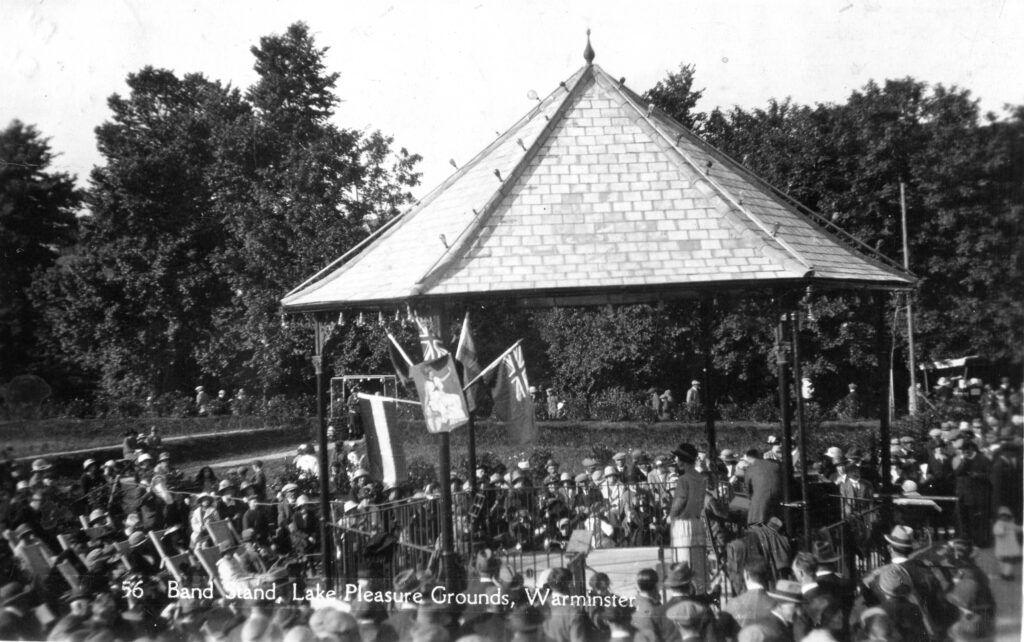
[411,353,470,434]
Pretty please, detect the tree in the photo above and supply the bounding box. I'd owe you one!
[199,23,421,396]
[0,120,79,380]
[34,69,248,398]
[36,24,422,401]
[643,63,706,132]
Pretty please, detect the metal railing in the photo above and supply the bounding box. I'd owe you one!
[328,482,729,594]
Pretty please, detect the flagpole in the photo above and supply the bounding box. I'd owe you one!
[458,314,480,499]
[462,339,523,391]
[356,392,421,407]
[426,307,457,588]
[386,332,415,368]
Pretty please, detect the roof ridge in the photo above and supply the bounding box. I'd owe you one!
[596,67,815,273]
[411,65,595,295]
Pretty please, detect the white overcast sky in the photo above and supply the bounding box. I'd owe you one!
[2,0,1022,196]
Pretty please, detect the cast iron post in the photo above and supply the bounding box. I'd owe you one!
[312,317,335,589]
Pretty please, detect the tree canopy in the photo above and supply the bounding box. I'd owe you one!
[0,120,80,381]
[33,23,420,402]
[10,46,1022,412]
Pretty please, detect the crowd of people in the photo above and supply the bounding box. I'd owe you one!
[0,372,1019,641]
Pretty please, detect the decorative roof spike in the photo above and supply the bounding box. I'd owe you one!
[583,28,595,65]
[449,158,458,169]
[494,169,503,181]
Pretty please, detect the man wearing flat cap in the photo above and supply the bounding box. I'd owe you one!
[653,563,716,642]
[669,444,707,591]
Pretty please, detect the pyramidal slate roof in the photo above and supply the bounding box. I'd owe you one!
[283,61,912,312]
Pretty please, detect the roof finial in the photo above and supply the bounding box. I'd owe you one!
[583,28,595,65]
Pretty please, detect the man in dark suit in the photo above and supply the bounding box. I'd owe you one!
[719,556,774,636]
[743,449,782,526]
[653,564,718,642]
[954,440,993,547]
[631,568,661,639]
[791,552,844,639]
[811,540,855,625]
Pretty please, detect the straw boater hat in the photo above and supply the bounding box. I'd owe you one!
[878,566,912,597]
[884,525,915,550]
[767,580,804,603]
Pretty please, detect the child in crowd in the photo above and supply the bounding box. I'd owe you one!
[992,505,1022,580]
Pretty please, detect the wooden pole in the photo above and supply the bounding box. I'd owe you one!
[791,311,812,550]
[875,293,894,501]
[312,318,335,589]
[700,296,717,456]
[900,181,919,415]
[427,308,458,588]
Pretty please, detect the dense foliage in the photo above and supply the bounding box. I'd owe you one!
[0,121,80,383]
[28,23,420,403]
[3,41,1020,414]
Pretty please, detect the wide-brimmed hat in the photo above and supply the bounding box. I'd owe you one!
[665,563,694,588]
[877,565,912,597]
[559,472,573,482]
[612,452,627,461]
[666,599,705,627]
[825,446,844,459]
[0,582,32,607]
[574,472,589,484]
[603,466,619,478]
[884,525,915,549]
[901,480,920,495]
[280,482,298,494]
[719,449,738,463]
[581,457,597,467]
[82,458,97,470]
[812,540,841,563]
[89,508,109,524]
[767,579,803,603]
[128,531,148,548]
[672,443,697,464]
[31,458,52,472]
[13,524,34,539]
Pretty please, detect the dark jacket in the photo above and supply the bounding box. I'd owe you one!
[744,459,782,525]
[669,471,705,521]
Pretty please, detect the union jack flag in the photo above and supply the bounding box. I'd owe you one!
[502,345,530,401]
[416,318,449,361]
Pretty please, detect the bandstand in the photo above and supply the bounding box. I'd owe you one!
[281,34,914,588]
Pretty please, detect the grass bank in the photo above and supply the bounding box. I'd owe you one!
[0,415,316,458]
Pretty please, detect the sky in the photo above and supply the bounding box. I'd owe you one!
[2,0,1022,197]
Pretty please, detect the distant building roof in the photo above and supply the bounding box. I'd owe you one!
[283,59,911,312]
